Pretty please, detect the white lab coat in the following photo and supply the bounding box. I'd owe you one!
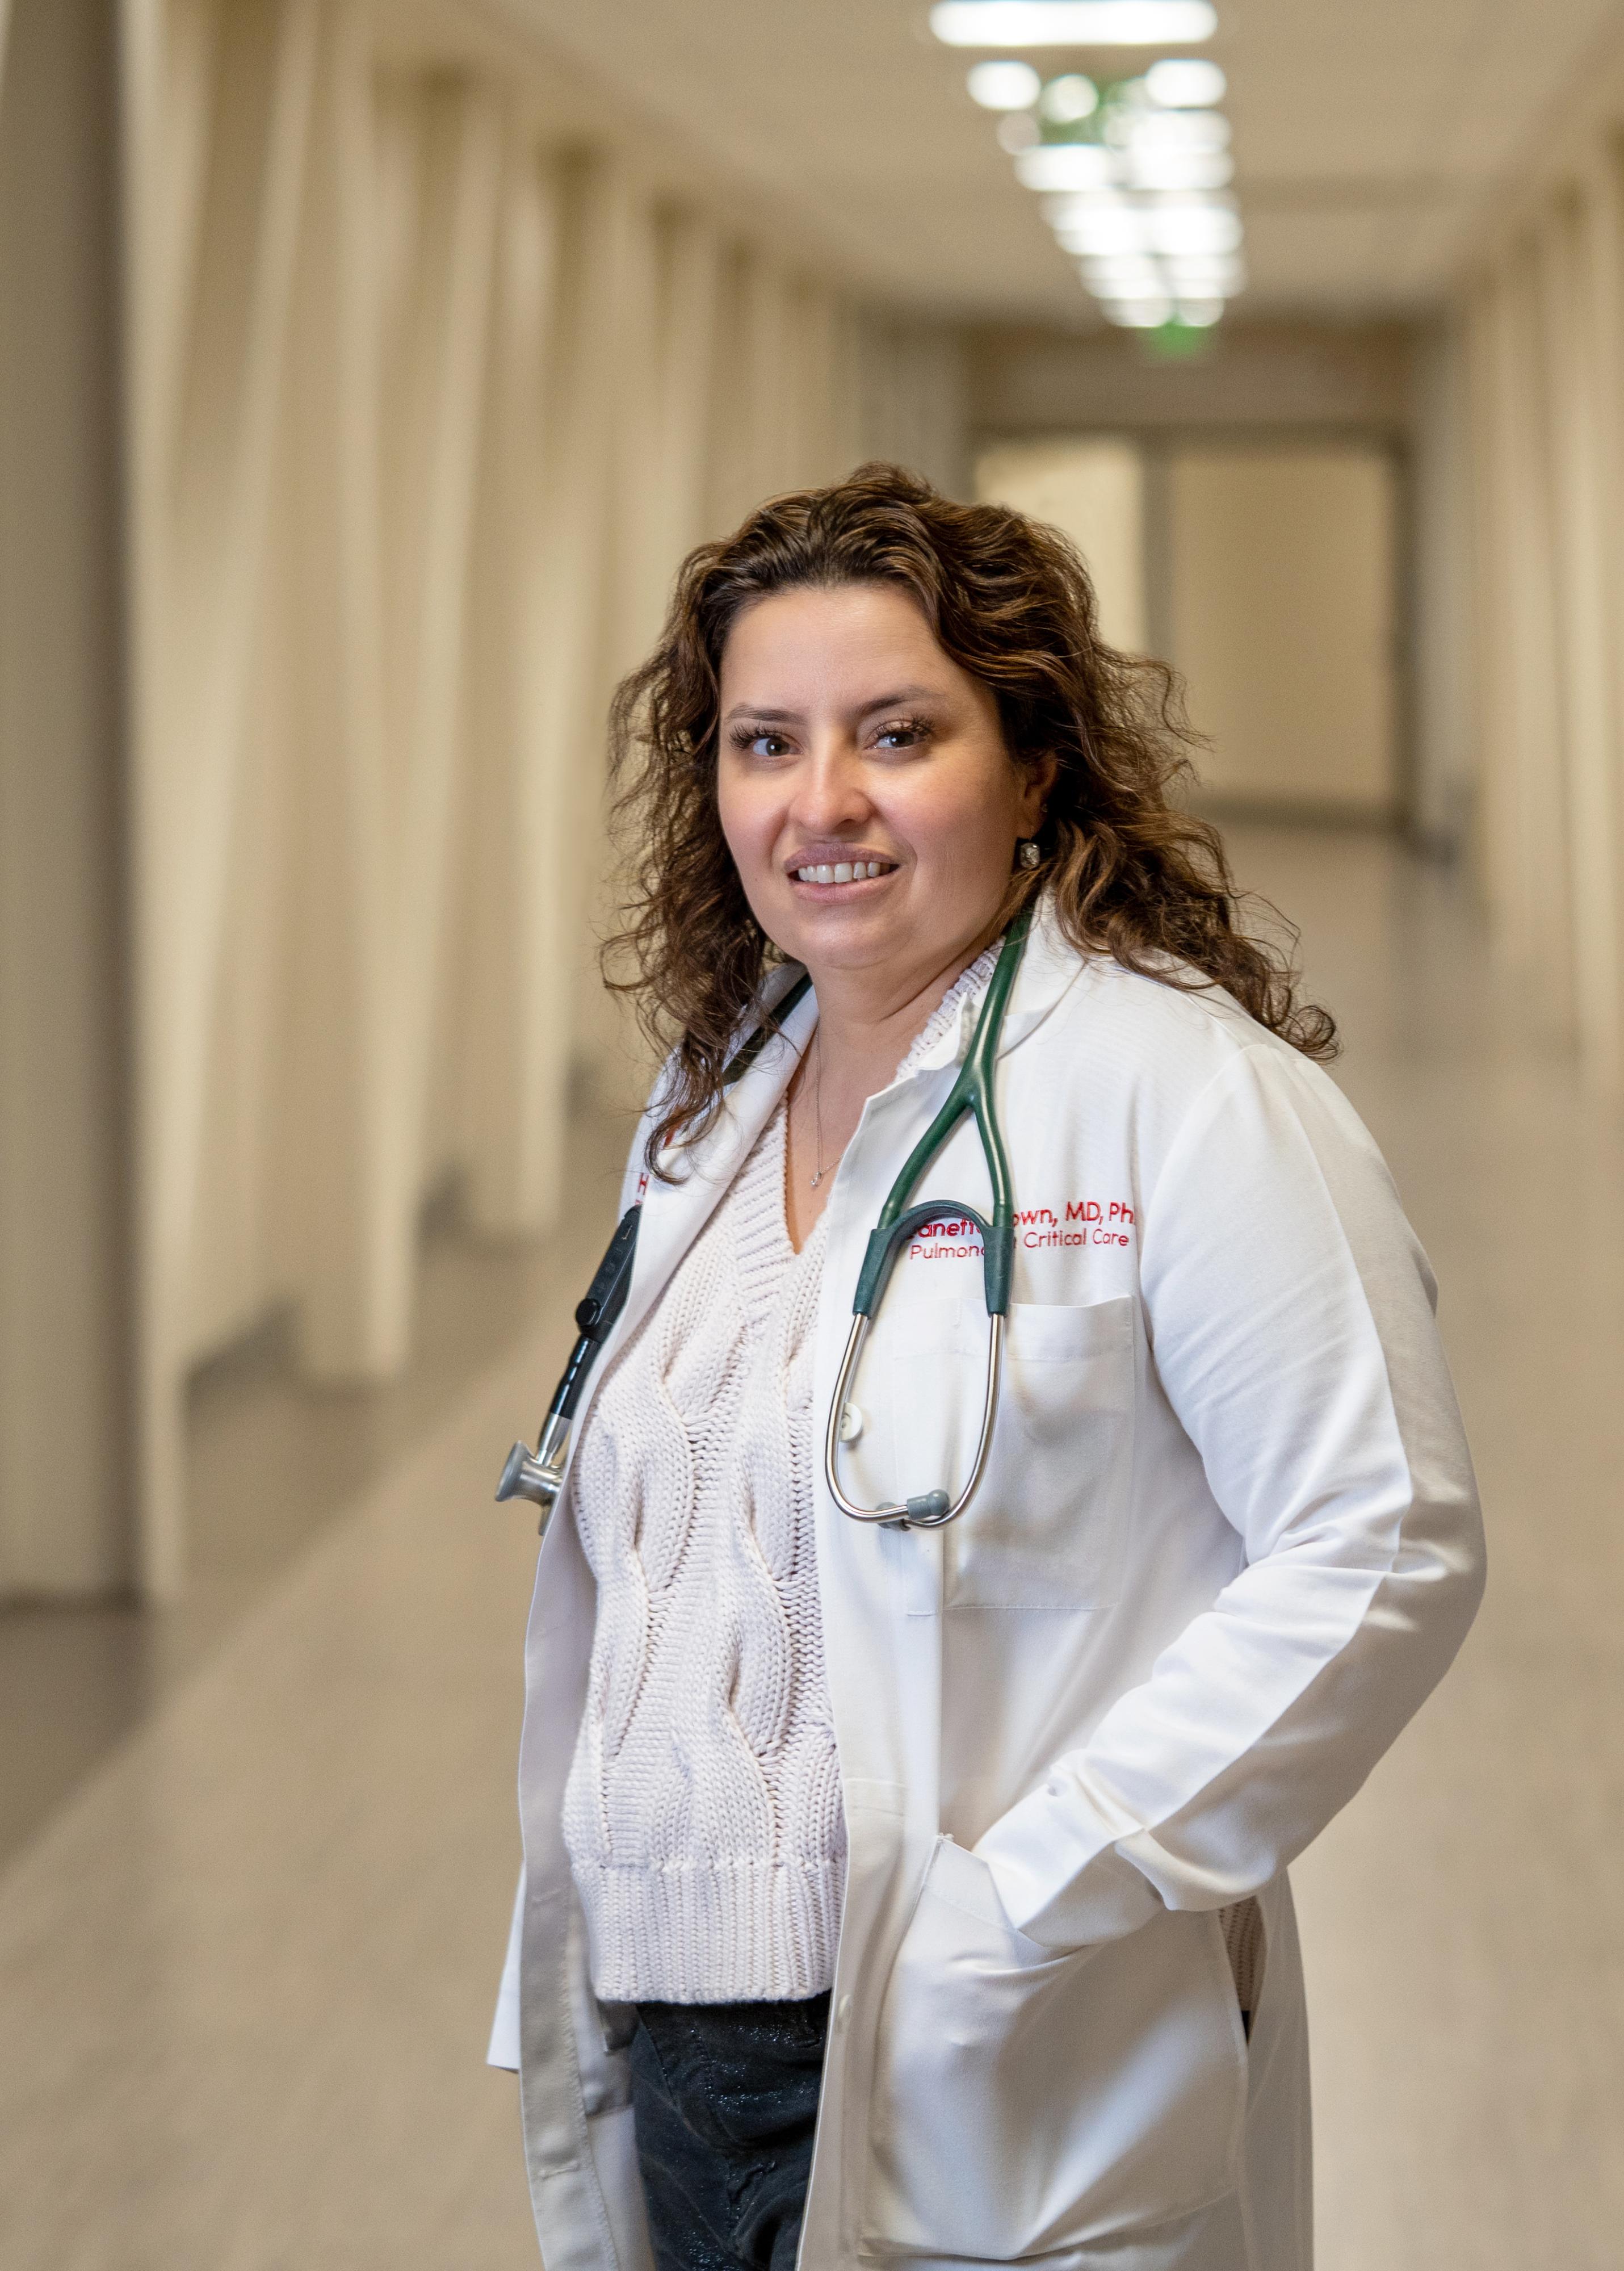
[490,904,1484,2270]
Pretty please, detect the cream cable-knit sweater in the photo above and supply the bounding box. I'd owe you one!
[563,950,997,2005]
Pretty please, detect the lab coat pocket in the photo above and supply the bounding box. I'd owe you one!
[864,1838,1247,2260]
[881,1295,1135,1606]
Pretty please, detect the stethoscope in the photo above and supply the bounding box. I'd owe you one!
[496,910,1030,1536]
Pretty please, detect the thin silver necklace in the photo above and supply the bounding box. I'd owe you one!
[808,1029,832,1188]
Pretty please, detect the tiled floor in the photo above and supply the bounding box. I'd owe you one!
[2,826,1620,2268]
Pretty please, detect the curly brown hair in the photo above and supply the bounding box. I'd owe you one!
[604,462,1336,1167]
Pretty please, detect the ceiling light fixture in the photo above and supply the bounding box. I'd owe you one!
[1083,264,1166,296]
[930,2,1218,49]
[1040,190,1127,229]
[966,58,1043,108]
[955,9,1243,334]
[1163,255,1247,292]
[1144,57,1227,105]
[1051,205,1148,255]
[1123,148,1233,190]
[1102,296,1175,326]
[1128,108,1230,152]
[1039,73,1100,122]
[1142,198,1242,254]
[1014,142,1118,191]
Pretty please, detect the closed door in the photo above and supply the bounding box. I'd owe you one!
[1168,443,1399,820]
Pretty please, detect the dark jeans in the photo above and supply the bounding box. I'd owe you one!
[628,1993,830,2270]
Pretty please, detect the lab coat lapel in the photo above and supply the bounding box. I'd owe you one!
[569,907,1080,1493]
[597,974,817,1377]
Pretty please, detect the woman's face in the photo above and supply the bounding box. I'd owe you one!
[716,583,1051,995]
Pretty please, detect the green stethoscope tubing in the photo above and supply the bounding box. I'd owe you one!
[825,907,1033,1532]
[496,909,1033,1536]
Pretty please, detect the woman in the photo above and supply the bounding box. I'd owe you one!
[489,465,1484,2271]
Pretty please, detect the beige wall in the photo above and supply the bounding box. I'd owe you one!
[970,319,1414,439]
[859,316,972,502]
[1463,154,1624,1092]
[0,0,131,1595]
[1168,444,1399,821]
[1411,316,1475,854]
[975,437,1148,652]
[0,0,970,1601]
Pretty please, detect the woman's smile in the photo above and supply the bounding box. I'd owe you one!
[786,854,898,889]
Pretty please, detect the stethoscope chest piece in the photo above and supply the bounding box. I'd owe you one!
[494,1203,643,1532]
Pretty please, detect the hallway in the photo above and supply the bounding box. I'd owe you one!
[1,826,1618,2270]
[1229,828,1624,2268]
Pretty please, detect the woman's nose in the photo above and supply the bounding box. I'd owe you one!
[788,745,871,828]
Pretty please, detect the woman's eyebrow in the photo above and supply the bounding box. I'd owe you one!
[854,684,937,715]
[721,684,941,726]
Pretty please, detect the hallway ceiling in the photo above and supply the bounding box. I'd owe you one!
[502,0,1624,321]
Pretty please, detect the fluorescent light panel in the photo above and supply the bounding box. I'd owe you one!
[1164,254,1245,286]
[1039,72,1100,121]
[1144,200,1242,252]
[952,9,1240,329]
[1041,191,1129,227]
[1058,211,1147,254]
[1144,57,1226,104]
[1103,298,1174,326]
[1126,108,1230,152]
[1014,143,1118,190]
[1122,149,1233,190]
[930,2,1218,49]
[967,58,1043,108]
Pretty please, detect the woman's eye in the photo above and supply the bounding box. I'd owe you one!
[738,730,791,757]
[873,719,929,752]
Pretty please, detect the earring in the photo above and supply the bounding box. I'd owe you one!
[1019,839,1042,869]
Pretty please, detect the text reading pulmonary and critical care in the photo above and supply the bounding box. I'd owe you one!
[907,1200,1136,1260]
